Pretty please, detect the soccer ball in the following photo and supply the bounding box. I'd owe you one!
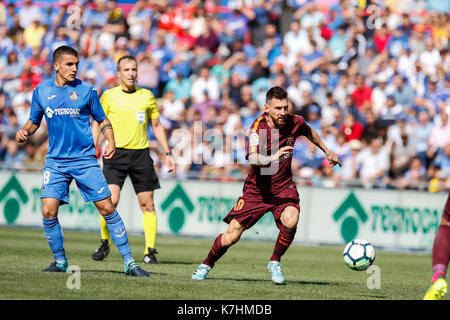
[343,239,376,271]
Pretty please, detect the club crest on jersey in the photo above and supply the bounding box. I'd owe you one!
[70,91,79,101]
[286,136,295,146]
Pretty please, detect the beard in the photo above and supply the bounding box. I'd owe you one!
[268,114,286,128]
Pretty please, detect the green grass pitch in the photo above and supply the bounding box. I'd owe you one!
[0,226,441,300]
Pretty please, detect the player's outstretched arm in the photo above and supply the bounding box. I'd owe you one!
[150,117,175,173]
[97,118,115,159]
[305,126,342,167]
[15,120,40,144]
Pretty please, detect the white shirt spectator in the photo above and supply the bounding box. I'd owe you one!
[162,98,185,121]
[18,1,41,29]
[419,44,441,75]
[398,51,417,79]
[357,140,390,181]
[428,113,450,150]
[190,69,220,104]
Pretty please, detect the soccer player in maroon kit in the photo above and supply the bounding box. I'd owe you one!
[192,86,342,283]
[424,193,450,299]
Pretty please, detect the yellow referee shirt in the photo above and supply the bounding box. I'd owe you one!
[100,86,160,150]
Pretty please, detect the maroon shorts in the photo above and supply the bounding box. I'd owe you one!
[223,185,300,229]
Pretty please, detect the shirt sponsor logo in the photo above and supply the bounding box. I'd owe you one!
[46,107,80,118]
[45,107,55,118]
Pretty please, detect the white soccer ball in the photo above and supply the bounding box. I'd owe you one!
[343,239,376,271]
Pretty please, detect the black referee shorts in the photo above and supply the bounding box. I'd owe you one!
[103,148,161,194]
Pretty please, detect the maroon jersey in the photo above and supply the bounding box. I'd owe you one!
[244,113,311,195]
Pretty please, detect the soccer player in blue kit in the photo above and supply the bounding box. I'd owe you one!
[15,46,149,277]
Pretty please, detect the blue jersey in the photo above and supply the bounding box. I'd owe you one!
[29,78,106,160]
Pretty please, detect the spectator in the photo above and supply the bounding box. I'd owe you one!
[361,110,386,145]
[351,74,372,111]
[380,95,403,123]
[23,15,46,49]
[341,113,364,142]
[397,156,427,190]
[164,70,192,106]
[0,51,23,96]
[328,24,348,60]
[2,139,25,170]
[338,139,362,183]
[162,90,185,123]
[389,132,416,179]
[372,73,389,116]
[18,0,41,29]
[428,110,450,153]
[191,14,219,74]
[356,137,390,185]
[190,66,220,104]
[391,74,415,109]
[419,38,442,75]
[0,25,14,57]
[433,143,450,178]
[136,52,160,96]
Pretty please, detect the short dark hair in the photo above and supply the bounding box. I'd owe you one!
[53,45,78,63]
[266,86,287,104]
[117,55,137,71]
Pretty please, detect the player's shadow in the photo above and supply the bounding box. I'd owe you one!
[211,277,339,286]
[358,294,387,299]
[82,270,168,277]
[159,260,201,265]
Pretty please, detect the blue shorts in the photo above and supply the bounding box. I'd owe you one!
[41,157,111,204]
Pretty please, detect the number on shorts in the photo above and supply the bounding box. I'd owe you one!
[234,199,244,211]
[43,170,51,184]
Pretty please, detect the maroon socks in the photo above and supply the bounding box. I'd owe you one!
[203,233,229,267]
[431,223,450,282]
[270,226,297,262]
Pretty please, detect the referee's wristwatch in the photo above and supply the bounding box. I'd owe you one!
[165,151,172,156]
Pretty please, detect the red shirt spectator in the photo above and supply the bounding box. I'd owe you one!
[341,113,364,141]
[351,75,372,110]
[374,25,392,53]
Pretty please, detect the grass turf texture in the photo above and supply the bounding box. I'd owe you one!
[0,226,441,300]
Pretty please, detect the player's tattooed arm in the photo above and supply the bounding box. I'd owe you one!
[97,118,116,159]
[100,123,113,134]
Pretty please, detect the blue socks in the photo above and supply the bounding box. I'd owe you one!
[43,210,134,265]
[42,217,67,262]
[103,210,134,264]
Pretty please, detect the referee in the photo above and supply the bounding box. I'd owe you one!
[91,55,175,264]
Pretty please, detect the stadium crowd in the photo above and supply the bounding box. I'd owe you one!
[0,0,448,192]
